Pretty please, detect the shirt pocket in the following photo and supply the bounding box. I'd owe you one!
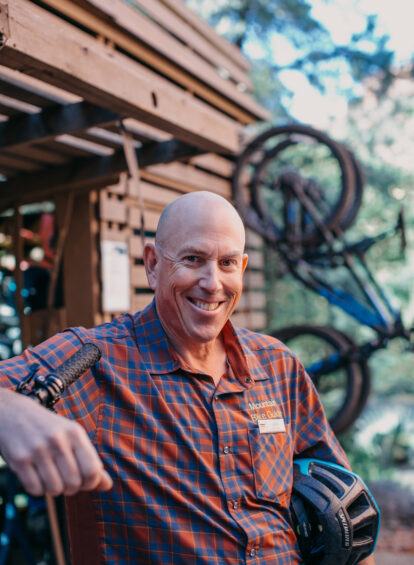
[248,426,293,508]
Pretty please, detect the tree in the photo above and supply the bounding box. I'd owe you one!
[185,0,396,117]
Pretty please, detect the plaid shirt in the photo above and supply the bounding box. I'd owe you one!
[0,300,348,564]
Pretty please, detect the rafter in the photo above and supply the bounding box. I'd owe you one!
[0,138,205,210]
[0,101,119,151]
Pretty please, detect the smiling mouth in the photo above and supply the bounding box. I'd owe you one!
[187,297,222,311]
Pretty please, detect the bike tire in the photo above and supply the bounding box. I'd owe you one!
[336,145,364,233]
[233,125,357,247]
[337,331,371,426]
[271,324,364,434]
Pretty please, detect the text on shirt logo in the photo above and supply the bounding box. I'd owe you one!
[247,399,282,422]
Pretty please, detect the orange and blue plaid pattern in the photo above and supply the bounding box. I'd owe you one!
[0,300,348,564]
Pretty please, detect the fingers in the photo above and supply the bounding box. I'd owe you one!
[54,443,83,495]
[0,390,112,497]
[35,453,65,497]
[12,461,44,497]
[6,423,112,497]
[95,469,113,491]
[49,425,113,495]
[72,431,113,492]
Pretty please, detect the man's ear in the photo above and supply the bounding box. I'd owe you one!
[242,253,248,274]
[143,243,159,290]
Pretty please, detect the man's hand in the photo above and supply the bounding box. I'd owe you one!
[0,388,113,497]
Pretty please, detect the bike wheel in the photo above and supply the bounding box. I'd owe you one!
[338,331,371,426]
[233,125,358,247]
[271,324,364,434]
[336,145,364,233]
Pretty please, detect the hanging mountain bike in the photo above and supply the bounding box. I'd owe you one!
[233,124,412,433]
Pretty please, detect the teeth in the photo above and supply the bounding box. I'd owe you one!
[191,299,220,311]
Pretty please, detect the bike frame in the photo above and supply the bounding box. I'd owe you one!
[278,175,408,338]
[276,185,412,378]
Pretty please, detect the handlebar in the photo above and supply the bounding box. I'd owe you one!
[15,343,101,409]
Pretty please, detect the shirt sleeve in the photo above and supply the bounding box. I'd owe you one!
[0,329,101,438]
[290,357,350,469]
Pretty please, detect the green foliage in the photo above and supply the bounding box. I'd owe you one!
[249,61,290,119]
[340,434,395,482]
[205,0,325,49]
[340,400,414,483]
[185,0,395,110]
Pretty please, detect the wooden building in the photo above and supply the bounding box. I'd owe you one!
[0,0,269,348]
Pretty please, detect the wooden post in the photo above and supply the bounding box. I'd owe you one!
[12,206,29,347]
[56,191,100,328]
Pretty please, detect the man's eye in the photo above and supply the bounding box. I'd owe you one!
[184,255,199,263]
[221,258,237,268]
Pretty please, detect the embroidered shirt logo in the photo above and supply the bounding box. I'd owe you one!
[248,399,282,422]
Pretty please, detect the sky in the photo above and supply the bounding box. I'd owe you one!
[267,0,414,127]
[312,0,414,64]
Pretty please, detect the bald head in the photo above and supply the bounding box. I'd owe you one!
[155,191,245,252]
[144,190,248,350]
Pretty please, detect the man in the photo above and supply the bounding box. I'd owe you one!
[0,191,374,563]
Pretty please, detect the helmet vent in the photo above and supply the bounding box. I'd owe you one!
[312,469,345,498]
[347,493,370,519]
[316,463,355,487]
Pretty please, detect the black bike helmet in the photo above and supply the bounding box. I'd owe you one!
[290,459,380,565]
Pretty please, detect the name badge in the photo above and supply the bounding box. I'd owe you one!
[258,418,286,434]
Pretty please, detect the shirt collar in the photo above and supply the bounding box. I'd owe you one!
[133,299,181,374]
[222,322,270,383]
[133,298,269,384]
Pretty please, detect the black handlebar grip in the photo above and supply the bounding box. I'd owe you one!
[52,343,102,390]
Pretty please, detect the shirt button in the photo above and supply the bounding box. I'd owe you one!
[232,500,239,509]
[245,377,251,383]
[249,548,256,557]
[223,446,230,454]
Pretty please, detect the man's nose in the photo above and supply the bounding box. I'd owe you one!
[199,261,222,292]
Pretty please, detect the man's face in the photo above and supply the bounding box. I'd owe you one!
[146,211,248,349]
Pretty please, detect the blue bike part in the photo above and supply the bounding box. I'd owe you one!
[290,458,380,565]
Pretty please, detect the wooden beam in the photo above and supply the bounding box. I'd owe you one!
[41,0,266,122]
[159,0,250,72]
[190,153,233,178]
[124,0,252,89]
[4,144,69,166]
[0,138,205,209]
[0,64,82,105]
[0,77,54,108]
[108,178,179,211]
[110,119,171,144]
[141,162,230,198]
[0,0,240,154]
[0,152,43,172]
[0,101,119,151]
